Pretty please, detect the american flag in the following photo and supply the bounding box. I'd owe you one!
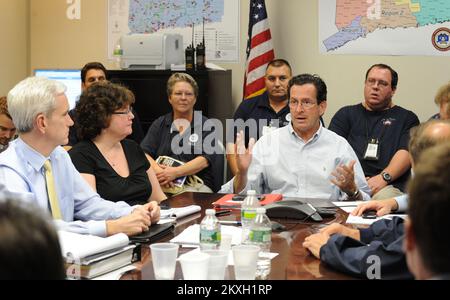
[243,0,275,99]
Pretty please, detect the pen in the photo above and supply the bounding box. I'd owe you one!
[218,220,241,225]
[215,210,232,216]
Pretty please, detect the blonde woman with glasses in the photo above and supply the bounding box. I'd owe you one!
[140,73,223,194]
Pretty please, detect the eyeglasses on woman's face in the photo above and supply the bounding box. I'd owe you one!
[112,107,133,115]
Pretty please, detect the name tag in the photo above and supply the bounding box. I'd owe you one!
[364,139,379,161]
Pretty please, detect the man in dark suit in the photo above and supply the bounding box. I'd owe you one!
[303,120,450,279]
[404,142,450,280]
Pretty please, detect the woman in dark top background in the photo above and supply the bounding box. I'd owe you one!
[69,82,166,206]
[140,73,222,193]
[430,82,450,120]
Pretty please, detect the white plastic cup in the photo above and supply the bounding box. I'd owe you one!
[232,244,260,280]
[202,249,229,280]
[150,243,179,280]
[220,233,232,251]
[179,251,210,280]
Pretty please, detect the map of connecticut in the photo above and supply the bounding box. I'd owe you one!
[324,0,450,51]
[128,0,224,33]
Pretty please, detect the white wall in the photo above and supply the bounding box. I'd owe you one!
[0,0,29,96]
[10,0,450,124]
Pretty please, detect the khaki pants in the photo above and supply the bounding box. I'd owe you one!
[183,185,213,193]
[371,185,404,200]
[165,184,214,197]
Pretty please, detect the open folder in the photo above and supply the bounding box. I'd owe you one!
[213,194,283,209]
[129,223,175,243]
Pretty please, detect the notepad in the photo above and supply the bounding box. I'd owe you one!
[160,205,201,219]
[156,156,187,187]
[346,214,407,225]
[58,231,130,261]
[58,231,134,279]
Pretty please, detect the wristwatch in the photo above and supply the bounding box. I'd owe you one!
[347,189,360,199]
[381,171,392,183]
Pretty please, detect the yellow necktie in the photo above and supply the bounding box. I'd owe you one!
[44,160,62,219]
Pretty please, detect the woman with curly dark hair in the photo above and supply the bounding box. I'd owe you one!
[69,82,166,206]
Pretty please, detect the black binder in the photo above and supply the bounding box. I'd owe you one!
[129,222,175,243]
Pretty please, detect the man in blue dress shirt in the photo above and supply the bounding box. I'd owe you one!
[0,77,160,237]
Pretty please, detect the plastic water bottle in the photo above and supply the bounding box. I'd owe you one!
[241,190,260,244]
[113,44,123,69]
[249,207,272,280]
[199,209,221,250]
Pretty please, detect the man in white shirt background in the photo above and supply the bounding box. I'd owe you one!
[221,74,371,201]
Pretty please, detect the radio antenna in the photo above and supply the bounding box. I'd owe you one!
[202,18,205,46]
[192,23,195,48]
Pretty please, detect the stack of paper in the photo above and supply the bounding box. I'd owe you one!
[346,214,407,225]
[58,231,134,279]
[332,201,365,213]
[160,205,201,220]
[58,231,129,261]
[332,201,407,225]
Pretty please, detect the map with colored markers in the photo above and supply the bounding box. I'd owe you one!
[107,0,239,62]
[319,0,450,56]
[128,0,224,33]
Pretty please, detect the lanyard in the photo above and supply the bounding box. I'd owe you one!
[365,114,389,141]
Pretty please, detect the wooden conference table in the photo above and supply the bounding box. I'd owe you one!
[121,192,355,280]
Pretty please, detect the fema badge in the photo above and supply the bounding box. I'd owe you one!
[382,118,393,126]
[432,27,450,52]
[285,113,292,122]
[189,133,199,145]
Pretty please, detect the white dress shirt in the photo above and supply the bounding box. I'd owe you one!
[220,124,371,201]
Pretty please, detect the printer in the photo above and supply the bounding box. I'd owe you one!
[120,33,184,70]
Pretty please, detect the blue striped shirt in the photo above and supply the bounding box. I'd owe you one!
[0,138,133,236]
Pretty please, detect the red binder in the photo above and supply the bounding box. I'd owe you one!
[213,194,283,209]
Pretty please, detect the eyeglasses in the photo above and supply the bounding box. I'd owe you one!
[289,99,317,109]
[172,91,195,98]
[112,107,133,115]
[365,78,390,88]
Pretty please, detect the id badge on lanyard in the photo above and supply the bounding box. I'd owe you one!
[364,138,380,161]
